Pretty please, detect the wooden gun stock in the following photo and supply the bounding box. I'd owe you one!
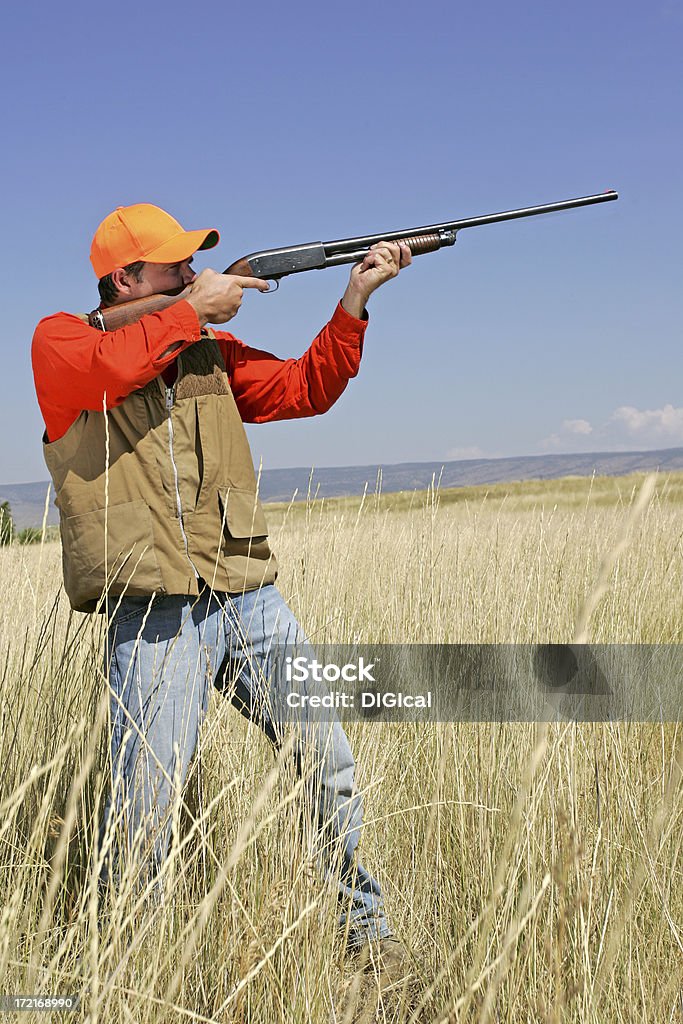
[88,288,190,332]
[88,257,256,331]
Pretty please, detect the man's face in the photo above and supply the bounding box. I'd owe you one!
[127,257,197,298]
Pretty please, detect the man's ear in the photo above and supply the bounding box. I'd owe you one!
[110,266,137,296]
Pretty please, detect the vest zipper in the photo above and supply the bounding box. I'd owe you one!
[165,385,200,580]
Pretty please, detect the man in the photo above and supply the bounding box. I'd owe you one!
[31,202,411,983]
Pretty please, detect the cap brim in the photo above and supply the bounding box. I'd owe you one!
[143,228,220,264]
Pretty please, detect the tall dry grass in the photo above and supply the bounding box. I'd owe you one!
[0,472,681,1022]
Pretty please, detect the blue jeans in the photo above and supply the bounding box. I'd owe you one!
[101,583,390,948]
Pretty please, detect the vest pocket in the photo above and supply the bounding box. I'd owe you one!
[61,499,164,606]
[218,487,269,540]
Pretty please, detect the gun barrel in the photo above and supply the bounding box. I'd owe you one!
[322,190,618,257]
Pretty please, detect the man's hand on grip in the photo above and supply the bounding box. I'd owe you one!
[186,268,269,325]
[340,241,412,319]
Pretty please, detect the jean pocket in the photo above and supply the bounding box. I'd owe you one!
[112,594,159,625]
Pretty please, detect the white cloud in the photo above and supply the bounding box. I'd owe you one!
[562,418,592,435]
[539,404,683,453]
[540,433,562,450]
[610,404,683,441]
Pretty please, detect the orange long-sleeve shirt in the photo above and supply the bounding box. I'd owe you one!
[32,299,367,442]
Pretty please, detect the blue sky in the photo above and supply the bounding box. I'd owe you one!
[2,0,681,483]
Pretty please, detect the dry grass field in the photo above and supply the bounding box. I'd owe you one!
[0,471,681,1023]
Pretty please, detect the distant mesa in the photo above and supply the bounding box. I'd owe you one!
[1,447,682,529]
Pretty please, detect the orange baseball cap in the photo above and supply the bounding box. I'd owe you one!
[90,203,220,278]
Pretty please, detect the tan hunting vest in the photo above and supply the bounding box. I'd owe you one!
[43,326,277,612]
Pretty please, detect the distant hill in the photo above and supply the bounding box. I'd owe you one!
[2,447,683,528]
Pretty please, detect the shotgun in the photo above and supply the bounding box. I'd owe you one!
[89,190,618,331]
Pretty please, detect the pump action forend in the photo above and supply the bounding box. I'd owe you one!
[89,190,618,331]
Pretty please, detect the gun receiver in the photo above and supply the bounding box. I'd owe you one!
[89,190,618,331]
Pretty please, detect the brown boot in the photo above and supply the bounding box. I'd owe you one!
[340,937,414,1023]
[354,935,413,993]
